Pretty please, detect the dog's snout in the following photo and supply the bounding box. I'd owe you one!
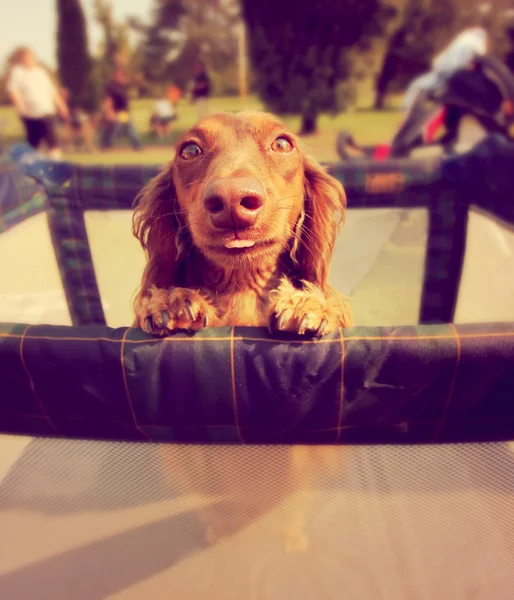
[203,178,266,229]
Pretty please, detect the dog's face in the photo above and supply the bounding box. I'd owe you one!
[171,112,306,267]
[134,111,346,288]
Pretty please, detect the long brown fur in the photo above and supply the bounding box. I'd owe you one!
[132,112,351,551]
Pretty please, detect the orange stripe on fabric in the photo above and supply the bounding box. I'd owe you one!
[120,328,151,441]
[19,324,57,434]
[1,329,514,344]
[434,323,462,441]
[230,326,244,443]
[335,327,346,443]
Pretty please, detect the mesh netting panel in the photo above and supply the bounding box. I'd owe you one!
[1,436,514,599]
[1,208,429,329]
[456,209,514,324]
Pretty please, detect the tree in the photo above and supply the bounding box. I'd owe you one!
[131,0,188,88]
[56,0,97,110]
[242,0,398,134]
[94,0,136,73]
[93,0,140,95]
[131,0,242,94]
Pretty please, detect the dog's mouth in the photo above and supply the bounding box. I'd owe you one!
[208,238,276,255]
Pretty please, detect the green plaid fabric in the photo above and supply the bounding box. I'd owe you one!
[47,205,105,326]
[0,155,47,233]
[1,322,514,444]
[67,164,161,210]
[329,156,442,208]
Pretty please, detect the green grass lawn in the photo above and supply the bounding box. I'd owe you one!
[0,95,404,165]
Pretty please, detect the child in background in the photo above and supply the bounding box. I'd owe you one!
[101,68,142,151]
[167,84,182,109]
[7,47,69,159]
[190,62,211,120]
[150,89,177,139]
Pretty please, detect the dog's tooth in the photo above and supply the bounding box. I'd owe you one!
[224,239,256,249]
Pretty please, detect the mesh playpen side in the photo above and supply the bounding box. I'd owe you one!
[1,136,514,599]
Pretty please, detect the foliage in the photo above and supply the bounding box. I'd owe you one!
[242,0,398,133]
[130,0,243,95]
[93,0,141,98]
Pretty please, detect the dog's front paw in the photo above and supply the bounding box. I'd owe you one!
[269,279,349,337]
[136,285,216,335]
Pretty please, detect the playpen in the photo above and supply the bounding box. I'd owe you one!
[1,136,514,598]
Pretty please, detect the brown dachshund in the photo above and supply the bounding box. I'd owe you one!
[132,112,351,552]
[133,111,351,335]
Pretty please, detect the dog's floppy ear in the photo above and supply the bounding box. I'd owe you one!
[292,155,346,290]
[132,163,188,295]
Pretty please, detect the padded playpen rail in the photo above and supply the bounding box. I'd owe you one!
[1,321,514,444]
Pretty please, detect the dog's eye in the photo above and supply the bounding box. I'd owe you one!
[180,143,202,160]
[271,136,293,153]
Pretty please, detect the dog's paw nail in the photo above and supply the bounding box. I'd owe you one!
[277,313,288,331]
[184,299,196,322]
[316,318,328,337]
[145,317,155,335]
[161,311,170,328]
[203,313,209,327]
[299,316,309,335]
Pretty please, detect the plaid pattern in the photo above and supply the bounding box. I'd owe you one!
[443,134,514,225]
[419,184,468,323]
[0,155,47,233]
[1,322,514,444]
[2,136,514,326]
[47,206,106,326]
[68,164,161,210]
[329,156,442,208]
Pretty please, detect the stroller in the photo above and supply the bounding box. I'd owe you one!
[337,55,514,161]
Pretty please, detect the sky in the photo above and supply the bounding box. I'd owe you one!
[0,0,154,67]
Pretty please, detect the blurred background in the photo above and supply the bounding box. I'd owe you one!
[1,0,514,164]
[1,0,514,329]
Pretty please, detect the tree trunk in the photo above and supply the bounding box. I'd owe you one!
[299,112,318,135]
[57,0,96,111]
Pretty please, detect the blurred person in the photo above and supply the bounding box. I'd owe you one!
[190,62,211,120]
[101,68,142,151]
[56,87,73,151]
[402,27,488,112]
[7,47,69,159]
[337,26,508,160]
[57,87,97,153]
[400,27,489,154]
[150,88,177,139]
[167,84,182,108]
